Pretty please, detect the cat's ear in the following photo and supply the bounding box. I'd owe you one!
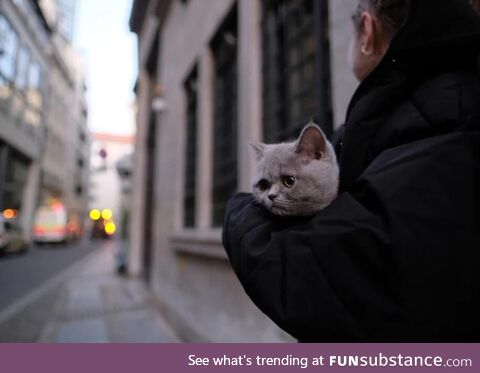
[295,123,327,160]
[249,142,266,161]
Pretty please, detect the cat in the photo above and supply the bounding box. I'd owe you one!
[250,122,339,216]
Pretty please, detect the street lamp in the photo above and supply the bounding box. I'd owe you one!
[151,83,167,113]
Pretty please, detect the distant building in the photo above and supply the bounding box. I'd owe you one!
[89,133,134,226]
[59,47,90,228]
[0,0,89,240]
[129,0,358,341]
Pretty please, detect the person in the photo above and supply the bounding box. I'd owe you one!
[222,0,480,342]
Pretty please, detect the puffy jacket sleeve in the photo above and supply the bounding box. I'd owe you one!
[222,133,480,341]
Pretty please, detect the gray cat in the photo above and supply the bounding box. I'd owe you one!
[250,123,339,216]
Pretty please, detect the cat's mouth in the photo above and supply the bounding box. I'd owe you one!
[267,200,292,215]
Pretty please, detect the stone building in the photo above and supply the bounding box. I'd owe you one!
[129,0,358,341]
[0,0,89,240]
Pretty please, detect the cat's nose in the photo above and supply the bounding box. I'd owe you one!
[268,194,277,201]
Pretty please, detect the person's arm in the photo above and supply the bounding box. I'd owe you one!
[222,133,479,341]
[223,191,393,341]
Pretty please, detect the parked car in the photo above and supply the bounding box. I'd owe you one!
[91,218,116,239]
[0,216,28,255]
[90,209,116,239]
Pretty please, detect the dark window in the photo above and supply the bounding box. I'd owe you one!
[146,33,159,78]
[75,185,83,196]
[11,45,29,125]
[262,0,332,143]
[183,67,198,228]
[211,6,238,227]
[24,59,45,128]
[15,45,30,90]
[0,13,19,82]
[0,146,29,211]
[0,13,19,114]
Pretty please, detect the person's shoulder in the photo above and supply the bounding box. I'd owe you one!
[364,130,474,185]
[404,66,480,136]
[409,68,480,131]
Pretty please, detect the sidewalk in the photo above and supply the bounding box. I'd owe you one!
[0,240,180,343]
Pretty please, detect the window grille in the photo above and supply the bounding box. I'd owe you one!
[211,6,238,227]
[262,0,332,143]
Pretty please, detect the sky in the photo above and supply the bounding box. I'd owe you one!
[74,0,137,136]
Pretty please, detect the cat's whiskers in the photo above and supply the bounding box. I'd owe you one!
[273,199,321,208]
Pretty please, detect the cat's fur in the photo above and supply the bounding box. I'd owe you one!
[250,123,339,216]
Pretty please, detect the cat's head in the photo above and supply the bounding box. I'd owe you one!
[250,123,339,216]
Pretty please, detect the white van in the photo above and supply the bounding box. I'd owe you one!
[33,205,68,243]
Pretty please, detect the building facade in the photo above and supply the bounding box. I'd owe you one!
[60,46,90,229]
[129,0,358,342]
[1,0,52,238]
[0,0,89,240]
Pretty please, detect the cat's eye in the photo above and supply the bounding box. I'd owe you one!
[282,176,296,188]
[257,179,270,192]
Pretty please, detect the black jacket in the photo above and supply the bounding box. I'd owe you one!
[222,0,480,342]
